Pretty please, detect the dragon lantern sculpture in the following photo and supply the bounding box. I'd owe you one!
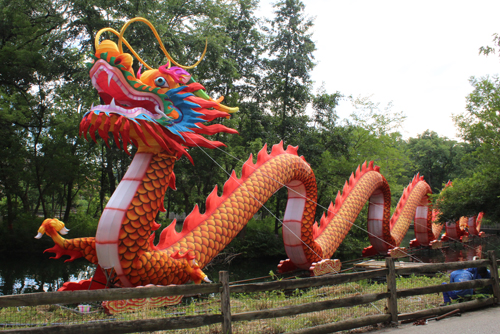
[36,18,456,297]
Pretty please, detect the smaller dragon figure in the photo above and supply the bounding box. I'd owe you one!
[437,181,484,243]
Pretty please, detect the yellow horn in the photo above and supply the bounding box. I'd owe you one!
[117,17,206,70]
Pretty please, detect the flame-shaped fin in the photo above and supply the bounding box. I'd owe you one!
[152,221,160,231]
[168,171,176,191]
[156,219,178,250]
[241,154,255,179]
[256,143,269,164]
[131,122,150,147]
[285,145,299,155]
[182,205,201,233]
[206,185,220,213]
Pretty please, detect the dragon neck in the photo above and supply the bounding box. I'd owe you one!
[95,148,175,286]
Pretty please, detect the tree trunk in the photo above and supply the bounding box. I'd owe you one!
[63,179,74,222]
[6,194,14,230]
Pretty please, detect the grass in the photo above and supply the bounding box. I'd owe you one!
[0,272,453,333]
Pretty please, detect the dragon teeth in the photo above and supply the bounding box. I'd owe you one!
[107,71,113,87]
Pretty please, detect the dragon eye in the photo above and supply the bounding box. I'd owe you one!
[154,76,169,87]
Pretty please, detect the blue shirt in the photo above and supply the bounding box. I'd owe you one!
[449,269,474,297]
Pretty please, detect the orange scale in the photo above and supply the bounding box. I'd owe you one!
[129,275,141,285]
[147,268,156,277]
[137,228,148,237]
[126,210,140,221]
[123,251,136,261]
[132,197,142,207]
[155,169,165,179]
[122,237,135,247]
[142,203,152,213]
[123,224,136,234]
[136,185,147,195]
[118,245,128,255]
[148,172,158,181]
[208,239,215,249]
[120,259,133,269]
[144,262,152,271]
[130,219,142,229]
[136,238,147,248]
[139,194,151,204]
[152,179,161,189]
[215,234,222,243]
[206,225,216,234]
[147,191,157,202]
[140,215,150,226]
[128,232,141,240]
[134,206,146,217]
[150,200,158,211]
[129,245,140,253]
[155,188,163,198]
[145,183,157,195]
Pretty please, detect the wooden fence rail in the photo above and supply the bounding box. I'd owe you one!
[1,251,498,334]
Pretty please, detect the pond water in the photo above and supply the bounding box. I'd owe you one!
[1,231,499,296]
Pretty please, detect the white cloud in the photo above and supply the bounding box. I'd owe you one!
[260,0,500,140]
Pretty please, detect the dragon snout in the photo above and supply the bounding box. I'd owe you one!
[35,218,70,239]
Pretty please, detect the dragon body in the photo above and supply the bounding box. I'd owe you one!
[37,19,447,290]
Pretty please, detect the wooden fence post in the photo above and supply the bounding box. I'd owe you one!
[385,257,398,324]
[487,250,500,304]
[220,271,232,334]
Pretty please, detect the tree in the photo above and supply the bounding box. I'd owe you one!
[263,0,315,143]
[261,0,316,234]
[406,130,469,193]
[436,34,500,223]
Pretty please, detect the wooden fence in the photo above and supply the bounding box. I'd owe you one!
[1,250,499,334]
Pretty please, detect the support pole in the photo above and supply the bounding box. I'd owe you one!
[385,257,398,324]
[487,250,500,304]
[220,271,232,334]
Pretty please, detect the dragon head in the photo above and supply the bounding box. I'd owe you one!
[80,19,238,162]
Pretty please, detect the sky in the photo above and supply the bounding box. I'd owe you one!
[259,0,500,140]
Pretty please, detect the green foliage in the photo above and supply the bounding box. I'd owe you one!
[407,130,472,193]
[225,217,286,259]
[437,49,500,222]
